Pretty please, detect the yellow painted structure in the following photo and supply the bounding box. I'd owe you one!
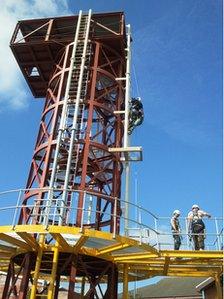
[0,225,223,298]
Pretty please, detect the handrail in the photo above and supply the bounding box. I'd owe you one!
[0,188,222,251]
[0,187,159,219]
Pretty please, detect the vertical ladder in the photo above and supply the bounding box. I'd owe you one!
[30,236,60,299]
[42,10,92,226]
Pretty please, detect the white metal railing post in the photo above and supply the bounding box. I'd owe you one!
[80,191,86,232]
[43,187,53,227]
[185,218,190,249]
[138,205,142,244]
[58,198,67,226]
[87,194,93,225]
[52,197,58,225]
[113,197,118,238]
[154,218,160,250]
[215,241,218,250]
[124,24,131,236]
[124,24,131,146]
[124,164,130,237]
[12,189,22,227]
[214,217,221,250]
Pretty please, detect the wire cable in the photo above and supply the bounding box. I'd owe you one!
[133,62,141,99]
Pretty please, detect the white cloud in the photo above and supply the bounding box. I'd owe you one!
[0,0,71,110]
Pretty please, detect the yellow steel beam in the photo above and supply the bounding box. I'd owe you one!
[115,251,222,262]
[114,253,161,261]
[17,232,39,250]
[117,259,223,266]
[0,252,14,258]
[162,271,215,277]
[83,228,158,255]
[73,235,88,253]
[0,233,31,251]
[0,225,157,255]
[0,258,11,262]
[13,225,47,234]
[30,234,45,299]
[0,262,10,266]
[117,260,163,265]
[97,243,130,256]
[128,265,221,273]
[0,225,222,284]
[154,271,213,277]
[163,257,170,275]
[50,233,71,251]
[161,250,223,259]
[0,244,16,253]
[0,264,10,268]
[23,224,147,251]
[170,259,223,265]
[128,268,215,278]
[48,242,59,299]
[0,226,15,233]
[79,246,99,258]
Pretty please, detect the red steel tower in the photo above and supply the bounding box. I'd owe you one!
[4,10,136,298]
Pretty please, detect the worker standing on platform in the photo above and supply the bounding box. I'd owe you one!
[171,210,182,250]
[187,204,211,250]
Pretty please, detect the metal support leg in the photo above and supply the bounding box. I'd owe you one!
[124,162,130,236]
[81,277,85,298]
[18,252,32,299]
[122,264,129,299]
[54,275,60,299]
[214,274,222,299]
[2,261,13,298]
[68,259,77,298]
[110,264,118,299]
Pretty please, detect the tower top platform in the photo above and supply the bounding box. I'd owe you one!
[10,11,126,97]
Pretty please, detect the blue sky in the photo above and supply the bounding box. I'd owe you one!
[0,0,222,291]
[0,1,222,221]
[0,0,222,216]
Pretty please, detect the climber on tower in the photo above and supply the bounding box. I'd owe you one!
[128,97,144,135]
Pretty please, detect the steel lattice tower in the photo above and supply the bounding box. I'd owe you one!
[5,10,129,298]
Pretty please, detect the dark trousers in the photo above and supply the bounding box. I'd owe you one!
[192,232,205,250]
[173,234,181,250]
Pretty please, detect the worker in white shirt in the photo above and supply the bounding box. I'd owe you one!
[187,204,211,250]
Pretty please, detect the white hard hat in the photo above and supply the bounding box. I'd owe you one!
[192,204,200,210]
[173,210,181,215]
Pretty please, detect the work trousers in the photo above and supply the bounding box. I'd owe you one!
[173,234,181,250]
[192,232,205,250]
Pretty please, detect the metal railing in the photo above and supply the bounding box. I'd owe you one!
[0,188,222,251]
